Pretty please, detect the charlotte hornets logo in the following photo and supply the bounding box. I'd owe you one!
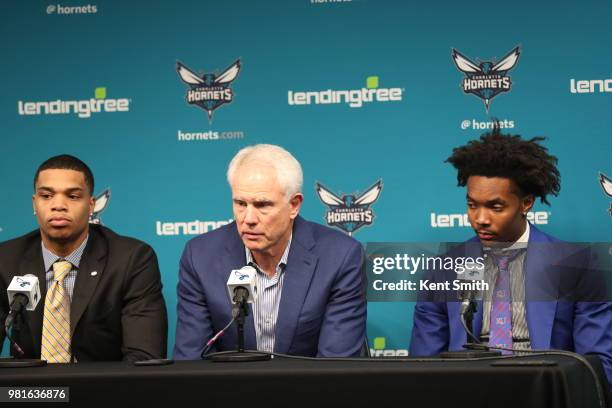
[177,60,241,121]
[451,46,520,112]
[90,189,111,224]
[599,172,612,216]
[316,180,383,236]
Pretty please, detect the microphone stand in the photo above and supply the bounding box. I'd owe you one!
[1,308,46,368]
[439,299,501,359]
[462,300,478,344]
[236,298,247,353]
[210,296,271,362]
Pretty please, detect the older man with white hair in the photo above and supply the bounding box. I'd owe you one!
[173,144,366,358]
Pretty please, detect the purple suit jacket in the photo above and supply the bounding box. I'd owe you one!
[410,224,612,383]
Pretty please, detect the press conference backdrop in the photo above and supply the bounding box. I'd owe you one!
[1,0,611,357]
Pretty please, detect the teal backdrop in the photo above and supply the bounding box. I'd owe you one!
[1,0,611,357]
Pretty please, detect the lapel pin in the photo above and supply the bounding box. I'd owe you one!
[90,271,98,277]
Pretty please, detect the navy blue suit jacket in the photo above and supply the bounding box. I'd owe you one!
[410,225,612,383]
[173,216,366,359]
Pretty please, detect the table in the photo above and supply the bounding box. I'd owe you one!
[0,354,608,408]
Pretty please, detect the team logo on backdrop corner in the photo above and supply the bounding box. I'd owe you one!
[599,172,612,216]
[89,189,111,224]
[451,46,520,112]
[176,59,241,121]
[316,180,383,236]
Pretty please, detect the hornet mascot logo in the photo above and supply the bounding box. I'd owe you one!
[89,189,111,225]
[451,46,520,112]
[316,180,383,236]
[599,172,612,216]
[177,59,241,121]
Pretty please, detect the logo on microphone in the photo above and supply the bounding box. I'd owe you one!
[16,277,31,288]
[316,180,383,236]
[89,188,111,224]
[451,46,520,112]
[599,172,612,216]
[177,59,241,122]
[235,270,250,281]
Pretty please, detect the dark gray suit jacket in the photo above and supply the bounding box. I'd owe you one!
[0,224,167,361]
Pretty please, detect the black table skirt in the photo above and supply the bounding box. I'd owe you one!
[0,354,608,408]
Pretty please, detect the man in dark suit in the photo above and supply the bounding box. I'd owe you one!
[173,144,366,359]
[0,154,167,362]
[409,130,612,383]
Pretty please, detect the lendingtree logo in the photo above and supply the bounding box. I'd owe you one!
[570,78,612,94]
[18,87,130,119]
[288,76,403,108]
[156,219,233,236]
[430,210,549,228]
[370,337,408,357]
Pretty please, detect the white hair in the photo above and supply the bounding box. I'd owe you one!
[227,144,303,198]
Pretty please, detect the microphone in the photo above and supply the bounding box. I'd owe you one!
[207,265,270,361]
[457,263,485,314]
[201,266,258,357]
[226,265,257,309]
[7,274,41,312]
[455,262,486,344]
[5,274,41,331]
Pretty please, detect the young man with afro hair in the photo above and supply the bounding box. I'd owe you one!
[410,129,612,385]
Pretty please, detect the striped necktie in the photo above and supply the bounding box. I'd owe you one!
[41,260,72,363]
[488,249,523,354]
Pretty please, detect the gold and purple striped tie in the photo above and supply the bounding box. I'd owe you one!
[41,260,72,363]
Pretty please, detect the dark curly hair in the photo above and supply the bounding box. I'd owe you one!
[445,127,560,205]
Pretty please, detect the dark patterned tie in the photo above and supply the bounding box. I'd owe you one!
[489,250,523,354]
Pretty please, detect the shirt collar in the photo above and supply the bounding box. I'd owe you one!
[483,221,530,253]
[505,220,530,250]
[245,234,292,272]
[42,235,89,272]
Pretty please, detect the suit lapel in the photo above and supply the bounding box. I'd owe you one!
[274,218,317,354]
[18,239,46,356]
[70,228,107,337]
[222,229,257,349]
[524,226,558,349]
